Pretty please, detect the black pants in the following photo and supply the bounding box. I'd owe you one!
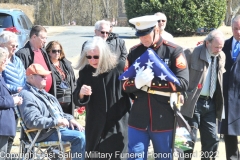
[224,135,240,160]
[184,97,219,160]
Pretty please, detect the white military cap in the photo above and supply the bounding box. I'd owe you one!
[129,15,160,37]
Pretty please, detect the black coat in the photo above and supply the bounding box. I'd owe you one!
[50,58,76,115]
[106,33,128,62]
[219,37,240,135]
[123,37,189,131]
[15,41,56,96]
[73,61,131,159]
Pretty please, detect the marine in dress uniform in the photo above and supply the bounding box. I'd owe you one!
[122,15,189,160]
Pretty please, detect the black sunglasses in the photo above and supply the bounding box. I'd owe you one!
[86,55,99,59]
[33,74,46,78]
[99,30,109,35]
[158,20,166,23]
[52,50,61,54]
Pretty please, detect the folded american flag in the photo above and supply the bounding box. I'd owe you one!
[119,48,180,86]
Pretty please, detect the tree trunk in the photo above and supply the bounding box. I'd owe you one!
[61,0,64,25]
[225,0,240,26]
[50,1,54,25]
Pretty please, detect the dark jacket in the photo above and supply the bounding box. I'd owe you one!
[0,76,16,136]
[73,61,131,159]
[15,41,56,96]
[181,46,225,119]
[106,32,128,61]
[220,37,240,135]
[123,37,189,131]
[50,58,76,115]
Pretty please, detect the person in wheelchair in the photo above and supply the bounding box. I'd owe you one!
[18,63,85,160]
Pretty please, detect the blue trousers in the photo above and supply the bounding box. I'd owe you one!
[128,126,173,160]
[44,127,85,160]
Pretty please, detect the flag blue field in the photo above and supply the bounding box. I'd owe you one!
[119,48,180,86]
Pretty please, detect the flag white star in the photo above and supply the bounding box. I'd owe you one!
[133,62,140,69]
[145,59,154,68]
[159,62,166,69]
[173,77,178,83]
[148,50,154,55]
[158,73,167,81]
[122,76,129,80]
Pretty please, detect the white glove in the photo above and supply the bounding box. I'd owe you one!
[170,93,178,109]
[135,66,154,89]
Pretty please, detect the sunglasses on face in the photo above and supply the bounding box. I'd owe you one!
[158,20,166,23]
[99,30,109,35]
[11,45,18,48]
[33,74,46,78]
[86,55,99,59]
[52,50,61,54]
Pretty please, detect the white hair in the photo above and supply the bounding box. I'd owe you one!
[0,31,18,45]
[94,20,111,30]
[76,36,117,76]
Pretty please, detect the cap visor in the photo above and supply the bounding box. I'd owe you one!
[38,71,52,76]
[135,27,155,37]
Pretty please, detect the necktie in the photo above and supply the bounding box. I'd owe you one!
[233,41,240,61]
[210,56,217,98]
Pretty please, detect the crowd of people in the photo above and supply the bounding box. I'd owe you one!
[0,12,240,160]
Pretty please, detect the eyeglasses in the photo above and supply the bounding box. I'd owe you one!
[52,50,61,54]
[11,45,18,48]
[99,30,109,35]
[158,20,166,23]
[86,55,99,59]
[33,74,46,78]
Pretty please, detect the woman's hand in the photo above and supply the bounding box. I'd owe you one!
[79,85,92,99]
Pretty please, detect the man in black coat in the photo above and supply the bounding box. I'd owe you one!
[219,14,240,160]
[15,25,56,96]
[81,20,128,62]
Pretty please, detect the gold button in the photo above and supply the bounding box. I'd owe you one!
[168,101,170,103]
[152,83,155,85]
[131,81,133,83]
[135,96,137,98]
[159,84,161,86]
[165,84,167,86]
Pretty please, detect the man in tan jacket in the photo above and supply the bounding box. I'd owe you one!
[181,29,225,160]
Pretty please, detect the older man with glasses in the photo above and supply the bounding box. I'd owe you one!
[155,12,174,42]
[81,19,128,62]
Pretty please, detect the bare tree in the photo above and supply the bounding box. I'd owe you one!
[225,0,240,26]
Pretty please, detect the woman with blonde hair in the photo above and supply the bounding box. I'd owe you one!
[73,36,131,159]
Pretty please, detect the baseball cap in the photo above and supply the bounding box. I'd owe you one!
[129,15,160,37]
[26,63,51,76]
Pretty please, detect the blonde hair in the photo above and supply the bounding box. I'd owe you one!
[76,36,117,76]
